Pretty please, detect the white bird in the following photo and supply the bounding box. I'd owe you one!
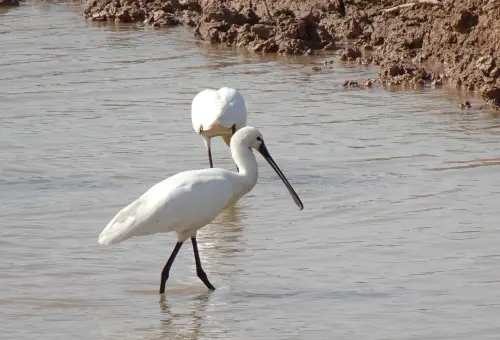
[191,87,247,169]
[98,126,303,294]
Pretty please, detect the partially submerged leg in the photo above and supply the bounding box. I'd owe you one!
[191,237,215,291]
[159,241,183,294]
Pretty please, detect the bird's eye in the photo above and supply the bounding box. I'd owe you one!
[256,137,262,141]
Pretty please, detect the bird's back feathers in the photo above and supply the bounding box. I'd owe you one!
[98,169,236,245]
[191,87,247,134]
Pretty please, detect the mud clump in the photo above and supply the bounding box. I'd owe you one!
[378,60,442,87]
[339,47,362,61]
[83,0,200,26]
[483,86,500,107]
[343,80,360,88]
[83,0,500,109]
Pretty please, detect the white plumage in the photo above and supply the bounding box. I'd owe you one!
[98,126,303,294]
[98,171,234,246]
[191,87,247,168]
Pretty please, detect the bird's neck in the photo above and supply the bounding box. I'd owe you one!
[230,144,258,197]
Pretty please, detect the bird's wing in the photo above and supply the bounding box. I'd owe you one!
[191,87,247,134]
[98,169,234,245]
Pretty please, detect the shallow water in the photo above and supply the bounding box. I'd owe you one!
[2,2,500,339]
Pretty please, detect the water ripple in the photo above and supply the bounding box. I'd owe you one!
[1,2,500,340]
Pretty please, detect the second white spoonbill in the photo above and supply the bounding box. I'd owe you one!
[98,126,303,294]
[191,87,247,168]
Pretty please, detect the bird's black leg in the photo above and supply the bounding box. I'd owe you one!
[159,241,183,294]
[231,124,239,173]
[201,131,213,168]
[191,237,215,291]
[207,146,214,168]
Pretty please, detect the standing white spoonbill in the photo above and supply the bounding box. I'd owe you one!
[98,126,303,294]
[191,87,247,169]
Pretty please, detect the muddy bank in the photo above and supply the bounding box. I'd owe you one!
[83,0,500,109]
[0,0,20,6]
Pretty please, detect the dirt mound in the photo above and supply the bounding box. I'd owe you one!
[83,0,500,110]
[83,0,198,26]
[367,0,500,108]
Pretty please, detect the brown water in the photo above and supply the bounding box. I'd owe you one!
[2,2,500,339]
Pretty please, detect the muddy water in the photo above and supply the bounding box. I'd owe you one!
[2,2,500,340]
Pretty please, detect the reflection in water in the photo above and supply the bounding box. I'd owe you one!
[182,61,241,72]
[86,21,141,32]
[196,41,319,69]
[0,296,95,309]
[197,203,248,259]
[426,158,500,171]
[151,293,212,340]
[3,1,500,340]
[0,4,19,15]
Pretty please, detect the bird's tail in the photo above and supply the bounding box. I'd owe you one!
[98,198,144,245]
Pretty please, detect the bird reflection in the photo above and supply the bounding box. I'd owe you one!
[154,293,212,340]
[196,202,248,259]
[130,293,213,340]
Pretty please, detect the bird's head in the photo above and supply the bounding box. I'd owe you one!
[230,126,264,151]
[230,126,304,211]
